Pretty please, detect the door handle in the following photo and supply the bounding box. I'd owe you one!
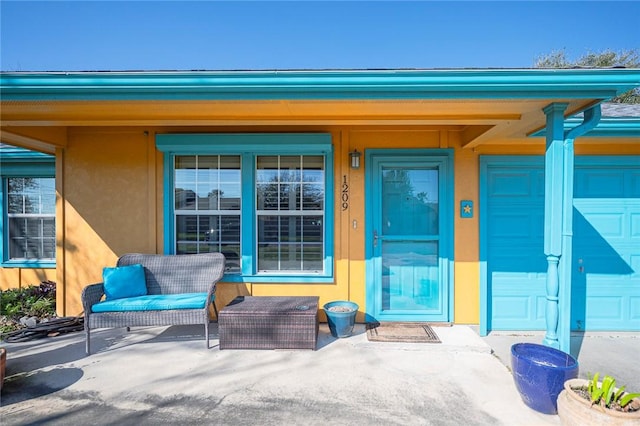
[373,230,378,248]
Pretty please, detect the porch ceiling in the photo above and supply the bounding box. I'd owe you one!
[0,98,596,147]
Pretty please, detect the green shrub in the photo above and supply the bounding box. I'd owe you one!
[0,281,57,335]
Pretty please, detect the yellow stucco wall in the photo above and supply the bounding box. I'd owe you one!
[56,128,158,315]
[44,125,640,325]
[0,267,56,290]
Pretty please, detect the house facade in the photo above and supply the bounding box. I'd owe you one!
[1,69,639,353]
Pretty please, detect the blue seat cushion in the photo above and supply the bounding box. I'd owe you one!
[91,293,212,313]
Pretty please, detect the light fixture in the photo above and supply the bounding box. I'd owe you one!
[349,149,361,170]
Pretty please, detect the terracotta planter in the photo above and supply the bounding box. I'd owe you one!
[557,378,640,426]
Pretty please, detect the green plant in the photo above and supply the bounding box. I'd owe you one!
[587,373,640,410]
[0,281,57,335]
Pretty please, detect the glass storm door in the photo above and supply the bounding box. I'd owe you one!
[367,153,451,322]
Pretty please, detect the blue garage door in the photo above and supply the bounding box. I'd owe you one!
[485,156,640,331]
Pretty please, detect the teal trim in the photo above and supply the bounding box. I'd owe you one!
[323,151,335,279]
[1,144,55,175]
[565,105,601,140]
[531,118,640,137]
[157,133,332,154]
[240,154,254,277]
[0,163,55,176]
[1,260,56,269]
[162,153,174,255]
[2,69,639,101]
[364,149,454,323]
[158,133,334,283]
[0,150,53,161]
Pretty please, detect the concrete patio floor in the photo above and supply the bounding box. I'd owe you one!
[479,328,640,393]
[0,323,636,425]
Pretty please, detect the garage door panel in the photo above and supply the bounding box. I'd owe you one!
[493,296,530,320]
[578,213,624,237]
[488,171,538,197]
[487,158,640,332]
[575,170,626,197]
[489,214,537,238]
[632,255,640,277]
[586,297,623,319]
[631,297,640,321]
[573,193,638,330]
[632,213,640,237]
[491,294,545,330]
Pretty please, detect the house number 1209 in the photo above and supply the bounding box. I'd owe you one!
[342,175,349,210]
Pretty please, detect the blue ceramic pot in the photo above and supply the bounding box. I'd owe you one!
[510,343,579,414]
[323,301,358,338]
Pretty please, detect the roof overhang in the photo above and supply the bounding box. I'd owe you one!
[1,69,639,151]
[2,69,638,101]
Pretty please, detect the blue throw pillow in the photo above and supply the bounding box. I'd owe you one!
[103,263,147,300]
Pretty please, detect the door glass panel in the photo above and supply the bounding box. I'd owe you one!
[379,165,441,314]
[382,168,438,236]
[381,241,440,311]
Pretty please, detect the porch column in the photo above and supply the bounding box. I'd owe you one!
[542,102,569,350]
[542,103,601,354]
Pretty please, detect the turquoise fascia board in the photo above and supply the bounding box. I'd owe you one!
[0,147,54,175]
[2,69,639,101]
[156,133,332,154]
[159,133,334,283]
[0,162,55,176]
[531,118,640,137]
[0,146,54,160]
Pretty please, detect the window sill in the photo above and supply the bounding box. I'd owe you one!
[223,274,334,284]
[1,260,56,269]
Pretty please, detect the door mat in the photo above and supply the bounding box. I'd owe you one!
[366,322,441,343]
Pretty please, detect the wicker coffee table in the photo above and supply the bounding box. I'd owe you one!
[218,296,319,350]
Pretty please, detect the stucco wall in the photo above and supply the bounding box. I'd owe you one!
[51,125,640,324]
[57,128,158,315]
[0,267,56,290]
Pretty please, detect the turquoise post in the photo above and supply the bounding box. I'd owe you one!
[542,102,568,350]
[559,106,601,354]
[542,104,601,354]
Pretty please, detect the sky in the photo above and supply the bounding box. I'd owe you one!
[1,1,639,72]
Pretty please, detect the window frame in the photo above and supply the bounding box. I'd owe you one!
[1,153,56,268]
[157,133,334,283]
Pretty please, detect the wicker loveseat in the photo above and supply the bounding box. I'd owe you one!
[82,252,225,354]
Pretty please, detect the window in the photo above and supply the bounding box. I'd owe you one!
[7,177,56,260]
[0,144,55,267]
[255,155,325,272]
[157,134,333,282]
[174,155,242,272]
